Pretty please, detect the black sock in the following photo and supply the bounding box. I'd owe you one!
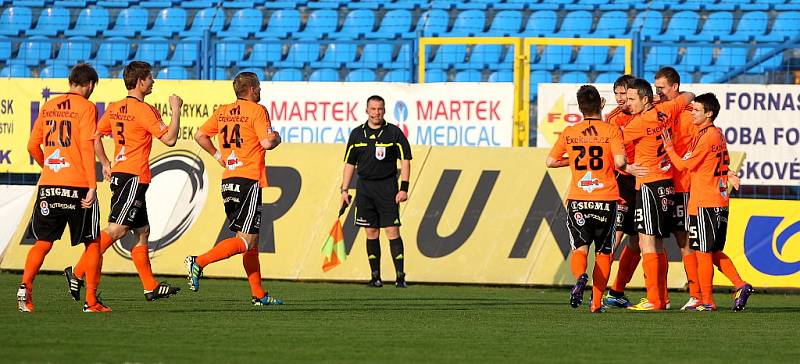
[366,238,381,277]
[609,289,624,298]
[389,237,404,274]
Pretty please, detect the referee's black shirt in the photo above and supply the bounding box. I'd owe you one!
[344,121,412,180]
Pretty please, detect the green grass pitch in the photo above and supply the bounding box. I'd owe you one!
[2,272,798,363]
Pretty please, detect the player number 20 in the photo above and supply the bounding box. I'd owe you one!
[45,119,72,147]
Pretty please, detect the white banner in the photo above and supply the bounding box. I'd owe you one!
[0,185,35,263]
[262,82,515,147]
[537,83,800,186]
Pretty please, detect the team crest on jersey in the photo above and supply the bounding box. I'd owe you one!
[375,146,386,160]
[659,156,672,171]
[718,178,728,198]
[226,150,243,170]
[577,171,604,193]
[115,146,128,162]
[574,212,585,226]
[682,151,692,160]
[40,201,50,216]
[44,149,71,172]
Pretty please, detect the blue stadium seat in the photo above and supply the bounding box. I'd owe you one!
[239,42,283,67]
[650,11,699,41]
[726,11,767,42]
[590,10,629,38]
[706,0,761,11]
[423,69,448,82]
[684,11,733,42]
[359,43,394,68]
[560,46,609,72]
[271,68,303,81]
[8,36,51,66]
[699,72,725,83]
[236,67,266,81]
[494,0,538,10]
[54,0,89,7]
[531,45,572,71]
[312,42,358,68]
[630,11,663,40]
[219,9,263,38]
[346,69,376,82]
[430,0,462,10]
[556,10,592,38]
[143,8,187,37]
[0,64,31,77]
[134,37,170,66]
[222,1,255,8]
[212,67,228,80]
[594,72,619,83]
[350,0,383,10]
[670,0,704,11]
[456,44,504,70]
[308,68,340,81]
[306,0,341,9]
[180,1,215,9]
[775,0,800,11]
[65,7,109,37]
[0,7,33,36]
[365,9,412,39]
[488,70,513,82]
[0,36,10,60]
[40,64,70,78]
[49,36,92,66]
[93,37,131,66]
[28,7,70,36]
[707,47,747,73]
[105,7,148,37]
[678,46,713,73]
[94,64,110,78]
[96,0,135,7]
[295,10,338,39]
[455,70,482,82]
[427,44,467,70]
[157,66,189,80]
[383,69,411,82]
[760,11,800,42]
[519,10,557,37]
[643,46,678,72]
[163,37,201,67]
[214,38,246,67]
[257,9,300,39]
[384,0,427,9]
[140,1,179,8]
[386,43,412,69]
[182,7,225,37]
[275,43,319,68]
[530,71,553,100]
[560,71,588,83]
[595,47,626,72]
[334,9,375,39]
[417,9,449,37]
[461,0,496,10]
[446,9,485,36]
[748,48,785,74]
[485,10,522,36]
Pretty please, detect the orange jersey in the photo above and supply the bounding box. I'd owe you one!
[623,97,689,187]
[667,125,729,214]
[605,106,636,166]
[548,120,625,201]
[28,93,97,188]
[200,99,272,187]
[97,96,167,184]
[655,100,696,192]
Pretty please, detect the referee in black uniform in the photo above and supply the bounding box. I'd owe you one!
[341,95,412,288]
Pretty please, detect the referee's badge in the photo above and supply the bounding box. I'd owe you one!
[375,146,386,160]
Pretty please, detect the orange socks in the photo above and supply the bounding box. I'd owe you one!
[197,237,248,268]
[82,240,102,306]
[712,251,746,289]
[591,253,612,311]
[682,251,701,298]
[131,245,159,291]
[611,245,640,293]
[243,247,266,298]
[74,231,114,279]
[642,253,661,308]
[657,251,669,307]
[21,240,53,289]
[570,250,588,279]
[697,252,715,306]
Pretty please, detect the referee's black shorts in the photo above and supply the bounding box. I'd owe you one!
[355,177,400,228]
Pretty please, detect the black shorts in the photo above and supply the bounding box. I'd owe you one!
[355,177,400,228]
[615,173,637,235]
[565,200,617,254]
[222,177,262,234]
[26,185,100,246]
[635,179,675,238]
[108,172,149,229]
[671,192,689,232]
[689,207,729,253]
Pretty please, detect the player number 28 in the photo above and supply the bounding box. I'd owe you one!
[572,145,604,170]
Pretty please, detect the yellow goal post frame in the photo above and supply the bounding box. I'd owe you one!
[418,37,633,147]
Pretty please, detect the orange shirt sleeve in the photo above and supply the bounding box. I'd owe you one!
[27,112,45,166]
[97,109,112,136]
[668,134,708,172]
[252,105,270,142]
[141,105,167,139]
[623,119,644,145]
[199,109,220,137]
[79,104,98,188]
[547,130,568,161]
[610,125,625,156]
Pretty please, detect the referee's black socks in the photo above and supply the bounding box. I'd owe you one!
[389,237,404,274]
[366,238,381,276]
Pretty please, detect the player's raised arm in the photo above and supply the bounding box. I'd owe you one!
[158,94,183,146]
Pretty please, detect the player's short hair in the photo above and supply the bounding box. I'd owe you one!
[694,93,721,122]
[123,61,152,90]
[655,66,681,85]
[576,85,602,115]
[233,72,260,98]
[630,78,654,103]
[68,63,98,87]
[367,95,385,105]
[613,74,635,90]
